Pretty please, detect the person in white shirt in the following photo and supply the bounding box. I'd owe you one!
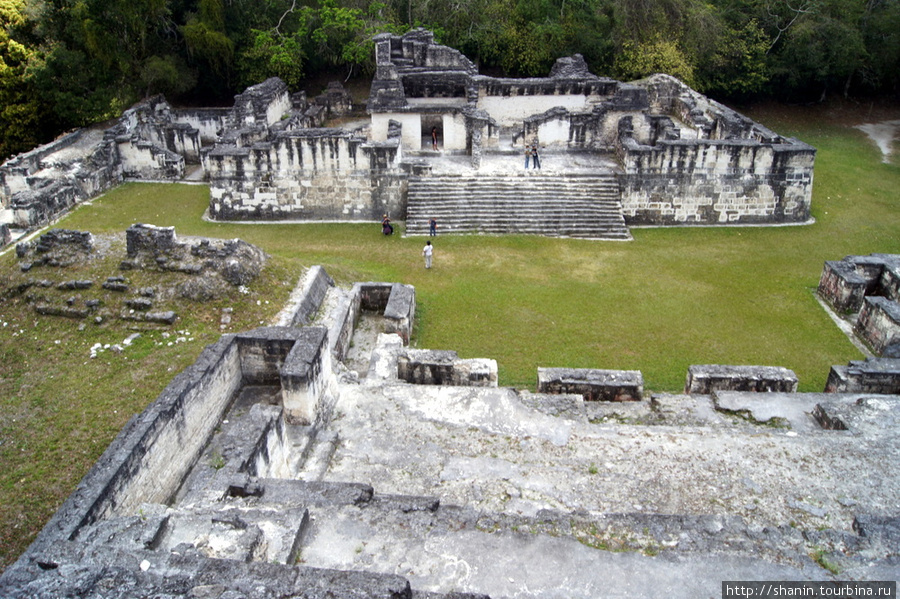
[423,240,433,269]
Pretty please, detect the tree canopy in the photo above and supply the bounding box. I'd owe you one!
[1,0,899,157]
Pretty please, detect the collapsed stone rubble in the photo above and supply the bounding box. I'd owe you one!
[9,225,268,326]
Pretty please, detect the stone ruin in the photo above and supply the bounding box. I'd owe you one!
[9,224,267,324]
[1,261,899,597]
[1,29,814,244]
[818,253,900,359]
[817,253,900,394]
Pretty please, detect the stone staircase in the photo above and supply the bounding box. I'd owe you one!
[405,173,632,240]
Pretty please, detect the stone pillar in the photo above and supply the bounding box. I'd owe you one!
[280,327,328,425]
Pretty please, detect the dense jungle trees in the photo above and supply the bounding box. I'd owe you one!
[1,0,899,157]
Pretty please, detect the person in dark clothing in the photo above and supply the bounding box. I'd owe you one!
[531,144,541,169]
[382,214,393,235]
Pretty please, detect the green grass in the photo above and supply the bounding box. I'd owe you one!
[1,101,899,572]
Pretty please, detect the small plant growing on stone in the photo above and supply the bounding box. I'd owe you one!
[209,449,225,470]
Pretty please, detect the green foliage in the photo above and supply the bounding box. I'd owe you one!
[1,0,900,154]
[237,28,308,89]
[140,54,196,97]
[700,19,769,97]
[182,6,235,78]
[0,0,45,158]
[614,34,696,86]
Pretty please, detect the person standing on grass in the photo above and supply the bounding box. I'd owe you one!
[429,217,437,237]
[423,240,433,269]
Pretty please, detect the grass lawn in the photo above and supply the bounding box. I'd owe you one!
[1,100,899,571]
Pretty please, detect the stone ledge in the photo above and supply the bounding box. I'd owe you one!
[685,364,798,394]
[537,367,643,402]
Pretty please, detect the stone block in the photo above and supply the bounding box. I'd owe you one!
[279,327,328,425]
[397,349,497,386]
[383,283,415,344]
[537,367,643,402]
[855,296,900,355]
[685,364,798,394]
[824,357,900,394]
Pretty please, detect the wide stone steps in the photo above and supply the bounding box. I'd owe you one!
[406,174,631,240]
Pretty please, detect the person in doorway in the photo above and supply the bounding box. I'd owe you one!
[431,127,438,151]
[524,143,532,169]
[429,217,437,237]
[531,143,541,169]
[423,240,434,268]
[382,214,393,235]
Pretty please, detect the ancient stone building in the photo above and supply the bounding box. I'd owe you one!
[1,29,815,243]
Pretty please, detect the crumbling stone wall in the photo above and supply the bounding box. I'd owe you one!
[818,254,900,356]
[1,95,197,230]
[206,130,404,221]
[855,297,900,355]
[537,367,644,402]
[618,137,815,225]
[368,31,815,227]
[685,365,799,394]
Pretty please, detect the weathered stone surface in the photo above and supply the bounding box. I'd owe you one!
[397,349,497,386]
[855,296,900,354]
[537,367,644,402]
[120,310,177,325]
[4,267,900,598]
[685,364,798,394]
[281,327,329,425]
[287,265,335,327]
[16,229,94,268]
[384,283,415,345]
[824,357,900,394]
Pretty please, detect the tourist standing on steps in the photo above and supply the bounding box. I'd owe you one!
[524,143,532,169]
[429,217,437,236]
[431,127,438,151]
[532,143,541,169]
[423,240,433,268]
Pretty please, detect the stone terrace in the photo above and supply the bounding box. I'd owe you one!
[2,265,898,598]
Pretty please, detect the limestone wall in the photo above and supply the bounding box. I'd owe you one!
[87,335,243,522]
[206,130,404,221]
[173,108,231,144]
[856,297,900,355]
[371,113,421,148]
[619,138,815,225]
[34,323,344,541]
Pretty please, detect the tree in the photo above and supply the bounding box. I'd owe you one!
[0,0,46,158]
[614,34,696,85]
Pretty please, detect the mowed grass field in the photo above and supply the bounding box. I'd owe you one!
[0,101,898,571]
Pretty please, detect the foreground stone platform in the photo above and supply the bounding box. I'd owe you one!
[1,266,898,598]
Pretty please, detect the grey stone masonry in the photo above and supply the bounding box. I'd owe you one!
[405,174,631,240]
[818,254,900,357]
[818,254,900,313]
[280,327,329,425]
[397,349,497,386]
[537,367,643,402]
[384,283,416,344]
[818,260,869,313]
[825,357,900,394]
[855,296,900,355]
[685,364,799,394]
